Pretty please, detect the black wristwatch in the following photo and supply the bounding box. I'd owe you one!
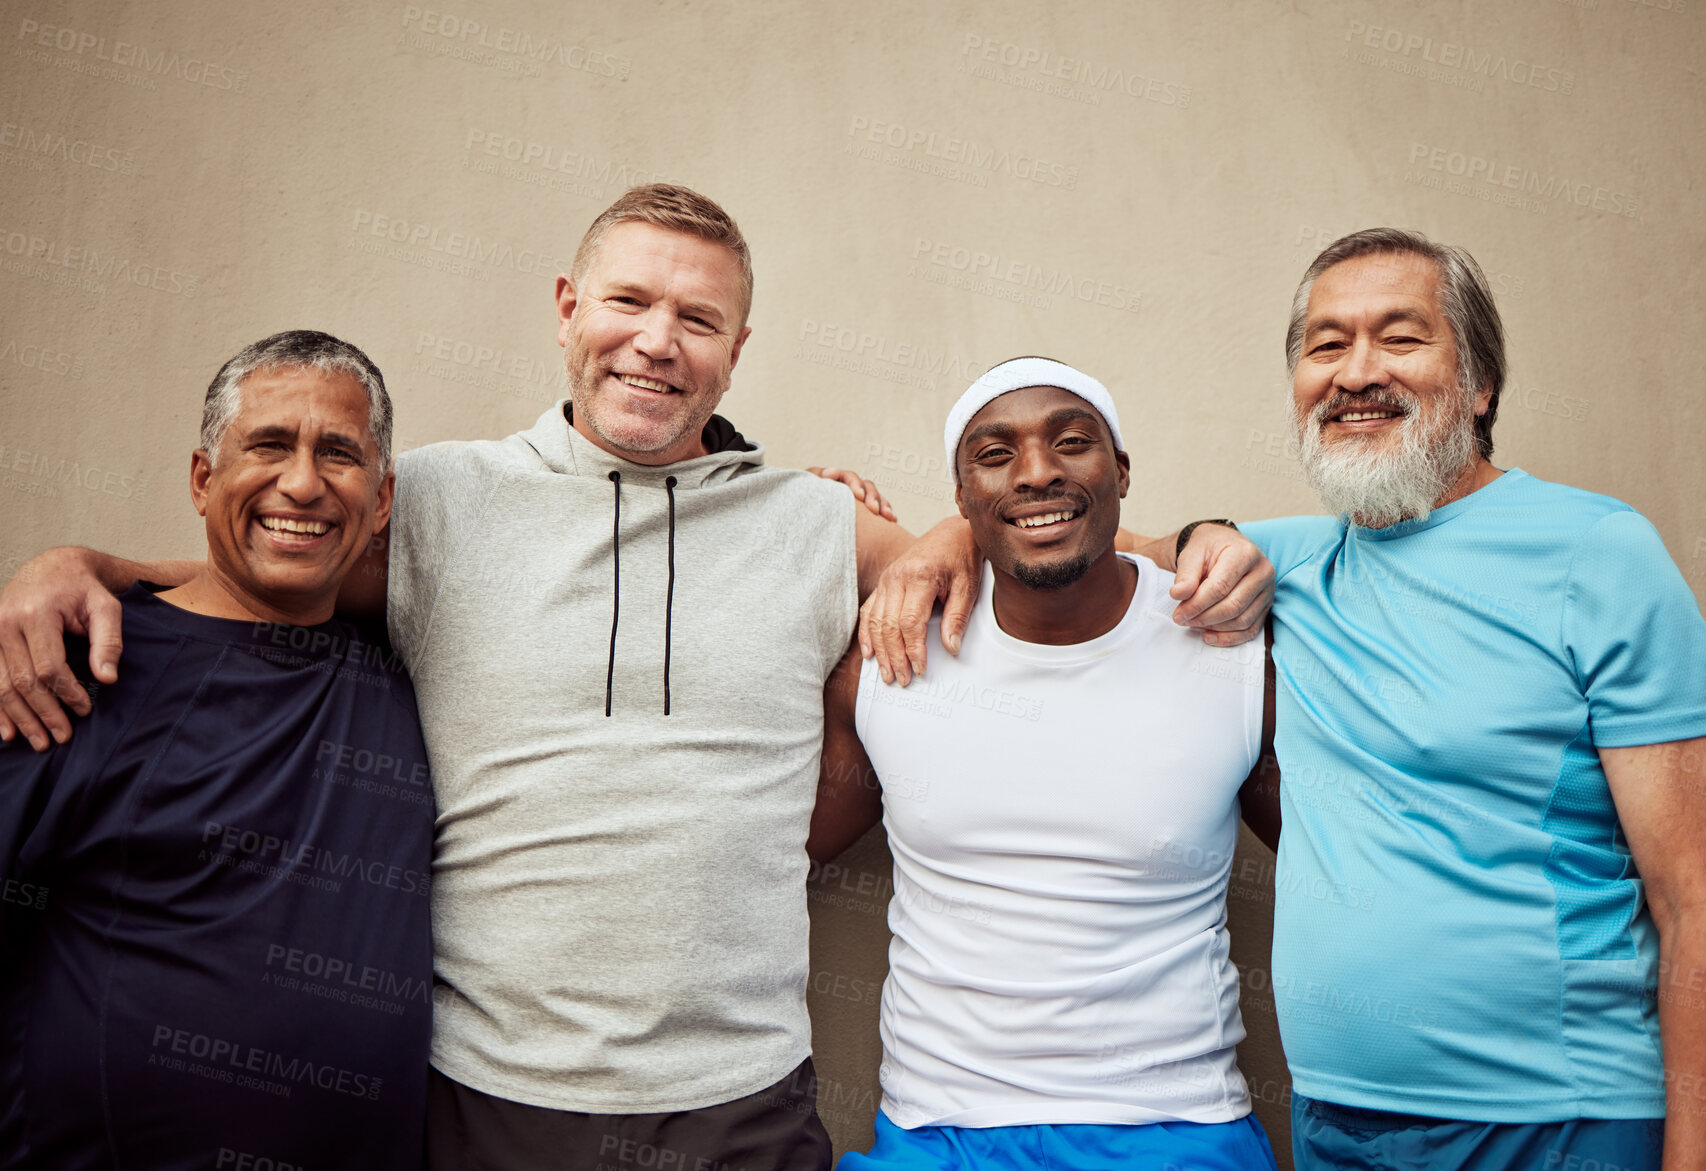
[1176,519,1239,563]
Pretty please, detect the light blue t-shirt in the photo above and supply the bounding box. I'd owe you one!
[1244,468,1706,1122]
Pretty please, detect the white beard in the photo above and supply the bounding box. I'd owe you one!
[1292,386,1476,530]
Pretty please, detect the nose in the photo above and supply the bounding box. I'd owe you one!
[1335,336,1386,394]
[1013,439,1067,493]
[276,445,326,504]
[632,305,680,362]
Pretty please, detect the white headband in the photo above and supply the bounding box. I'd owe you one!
[943,357,1124,471]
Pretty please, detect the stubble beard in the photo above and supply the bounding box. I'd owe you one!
[1291,379,1477,530]
[563,338,725,460]
[1011,551,1095,591]
[1004,489,1104,591]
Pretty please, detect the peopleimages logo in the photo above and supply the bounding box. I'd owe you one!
[910,238,1142,314]
[16,18,247,91]
[0,228,200,296]
[200,821,429,898]
[350,209,572,276]
[1344,21,1575,94]
[0,120,134,173]
[463,129,674,189]
[149,1024,383,1100]
[1406,142,1639,219]
[958,34,1191,108]
[399,7,630,78]
[846,116,1079,189]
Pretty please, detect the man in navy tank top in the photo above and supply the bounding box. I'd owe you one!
[0,331,432,1169]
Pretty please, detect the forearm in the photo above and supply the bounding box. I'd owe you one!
[38,546,197,593]
[1120,529,1173,568]
[854,507,917,602]
[1659,913,1706,1169]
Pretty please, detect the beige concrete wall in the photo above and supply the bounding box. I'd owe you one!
[3,1,1702,1163]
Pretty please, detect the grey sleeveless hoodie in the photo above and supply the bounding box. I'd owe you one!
[387,400,857,1112]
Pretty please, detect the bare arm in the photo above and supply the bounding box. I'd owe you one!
[807,639,884,863]
[0,547,196,749]
[1601,736,1706,1171]
[853,504,915,604]
[0,521,391,751]
[863,518,1275,686]
[1237,631,1281,853]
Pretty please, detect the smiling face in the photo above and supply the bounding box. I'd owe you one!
[555,220,752,466]
[190,365,392,618]
[955,385,1129,591]
[1290,251,1489,527]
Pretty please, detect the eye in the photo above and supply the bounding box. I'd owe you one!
[1057,434,1094,449]
[321,447,361,464]
[972,444,1014,463]
[1308,340,1345,356]
[1385,335,1421,347]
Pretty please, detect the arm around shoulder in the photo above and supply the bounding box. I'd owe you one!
[0,546,194,750]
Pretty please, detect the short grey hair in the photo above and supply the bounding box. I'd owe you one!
[570,183,753,328]
[201,331,393,470]
[1285,228,1506,460]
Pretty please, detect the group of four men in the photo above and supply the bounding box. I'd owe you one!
[0,183,1702,1171]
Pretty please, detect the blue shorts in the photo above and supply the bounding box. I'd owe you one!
[838,1109,1277,1171]
[1292,1094,1663,1171]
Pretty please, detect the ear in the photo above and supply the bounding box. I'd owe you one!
[728,323,752,372]
[189,449,213,517]
[1115,449,1130,500]
[372,466,395,532]
[554,275,578,348]
[954,476,967,519]
[1473,380,1494,417]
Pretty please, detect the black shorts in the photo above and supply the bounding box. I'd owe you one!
[426,1058,834,1171]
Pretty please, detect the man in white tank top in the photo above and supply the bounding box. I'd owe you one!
[809,357,1280,1171]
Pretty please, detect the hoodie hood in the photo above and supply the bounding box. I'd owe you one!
[517,400,762,489]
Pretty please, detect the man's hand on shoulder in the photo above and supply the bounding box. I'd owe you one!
[1162,523,1273,648]
[0,547,127,750]
[809,467,896,521]
[859,516,980,687]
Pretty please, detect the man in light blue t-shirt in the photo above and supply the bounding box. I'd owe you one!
[863,229,1706,1171]
[1236,229,1706,1171]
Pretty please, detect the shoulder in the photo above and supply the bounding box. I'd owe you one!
[397,435,539,484]
[736,465,855,506]
[1120,551,1175,616]
[1481,472,1664,572]
[1495,469,1634,533]
[1241,514,1343,577]
[726,466,858,532]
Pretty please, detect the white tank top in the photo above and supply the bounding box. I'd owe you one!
[855,554,1263,1129]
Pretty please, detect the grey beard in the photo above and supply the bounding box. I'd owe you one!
[1292,388,1476,530]
[1012,551,1094,591]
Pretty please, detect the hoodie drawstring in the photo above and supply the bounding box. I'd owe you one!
[604,470,679,717]
[604,471,622,717]
[663,476,677,716]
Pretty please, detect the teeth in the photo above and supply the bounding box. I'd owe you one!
[1014,511,1075,529]
[260,517,330,536]
[621,375,672,393]
[1338,411,1400,422]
